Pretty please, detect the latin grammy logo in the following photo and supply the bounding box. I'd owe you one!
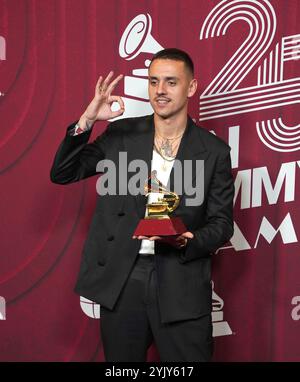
[111,13,164,120]
[211,281,233,337]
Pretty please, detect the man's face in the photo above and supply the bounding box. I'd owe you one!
[148,59,197,120]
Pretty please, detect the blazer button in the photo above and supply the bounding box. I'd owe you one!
[118,212,125,217]
[107,235,114,241]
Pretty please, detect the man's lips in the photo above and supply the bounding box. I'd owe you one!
[155,98,171,105]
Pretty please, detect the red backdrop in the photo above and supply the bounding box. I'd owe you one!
[0,0,299,361]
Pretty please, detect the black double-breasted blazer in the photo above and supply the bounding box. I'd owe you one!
[50,114,234,324]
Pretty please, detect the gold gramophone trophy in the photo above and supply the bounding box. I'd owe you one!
[133,171,187,236]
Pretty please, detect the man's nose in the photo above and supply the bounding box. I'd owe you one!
[156,81,167,95]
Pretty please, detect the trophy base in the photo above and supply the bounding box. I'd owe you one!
[133,217,187,236]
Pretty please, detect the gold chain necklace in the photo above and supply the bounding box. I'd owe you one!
[155,130,185,141]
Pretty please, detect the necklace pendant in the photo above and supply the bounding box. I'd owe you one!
[161,140,173,157]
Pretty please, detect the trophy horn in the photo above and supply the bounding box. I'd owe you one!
[144,171,180,213]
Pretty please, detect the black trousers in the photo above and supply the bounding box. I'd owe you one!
[100,254,213,362]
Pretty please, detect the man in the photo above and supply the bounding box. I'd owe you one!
[50,48,234,362]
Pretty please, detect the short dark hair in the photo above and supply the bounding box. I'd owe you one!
[149,48,194,76]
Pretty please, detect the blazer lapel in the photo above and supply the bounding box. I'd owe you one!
[123,114,155,218]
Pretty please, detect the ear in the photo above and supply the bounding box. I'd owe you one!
[187,78,197,98]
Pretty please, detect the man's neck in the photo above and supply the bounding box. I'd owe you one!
[154,113,188,139]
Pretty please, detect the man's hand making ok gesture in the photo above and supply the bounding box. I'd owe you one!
[78,71,124,130]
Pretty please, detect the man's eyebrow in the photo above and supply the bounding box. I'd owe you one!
[148,76,179,80]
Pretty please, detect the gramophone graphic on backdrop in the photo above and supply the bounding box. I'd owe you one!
[111,13,163,119]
